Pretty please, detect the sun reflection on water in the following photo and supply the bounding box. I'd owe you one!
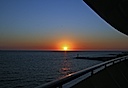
[59,52,71,76]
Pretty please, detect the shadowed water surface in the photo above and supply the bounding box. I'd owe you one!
[0,51,122,88]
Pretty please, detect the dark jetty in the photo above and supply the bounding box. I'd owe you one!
[75,52,128,61]
[75,57,111,61]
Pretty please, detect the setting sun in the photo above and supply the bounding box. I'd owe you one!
[57,40,75,51]
[63,46,68,51]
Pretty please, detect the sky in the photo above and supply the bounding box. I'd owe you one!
[0,0,128,51]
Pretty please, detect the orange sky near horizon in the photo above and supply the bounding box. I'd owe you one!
[0,35,128,51]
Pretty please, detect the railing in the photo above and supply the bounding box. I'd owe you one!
[35,55,128,88]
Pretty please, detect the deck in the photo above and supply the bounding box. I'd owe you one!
[72,59,128,88]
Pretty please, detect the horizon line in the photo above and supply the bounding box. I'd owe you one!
[0,49,128,52]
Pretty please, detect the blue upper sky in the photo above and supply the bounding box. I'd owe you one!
[0,0,128,50]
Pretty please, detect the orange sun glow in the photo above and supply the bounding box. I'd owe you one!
[57,40,74,51]
[63,46,68,51]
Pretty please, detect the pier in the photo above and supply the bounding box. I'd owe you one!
[35,55,128,88]
[75,53,128,61]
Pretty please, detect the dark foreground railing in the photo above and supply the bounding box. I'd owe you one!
[35,56,128,88]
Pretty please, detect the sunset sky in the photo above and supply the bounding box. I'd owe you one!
[0,0,128,51]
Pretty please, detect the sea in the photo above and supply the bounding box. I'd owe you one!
[0,50,123,88]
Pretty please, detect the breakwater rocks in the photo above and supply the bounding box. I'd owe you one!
[75,52,128,61]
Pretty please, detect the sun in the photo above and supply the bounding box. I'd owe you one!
[63,46,68,51]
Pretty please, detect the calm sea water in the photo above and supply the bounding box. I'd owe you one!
[0,51,123,88]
